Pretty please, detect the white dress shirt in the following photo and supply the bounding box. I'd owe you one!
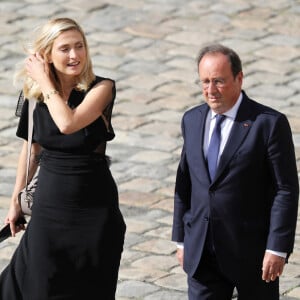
[203,93,243,161]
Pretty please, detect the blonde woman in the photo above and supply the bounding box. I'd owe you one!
[0,18,126,299]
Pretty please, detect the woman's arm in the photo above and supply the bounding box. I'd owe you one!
[44,80,113,134]
[26,53,113,134]
[6,141,41,236]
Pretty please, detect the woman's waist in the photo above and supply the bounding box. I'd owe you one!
[39,149,110,173]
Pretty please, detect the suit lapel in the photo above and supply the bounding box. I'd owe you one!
[214,95,253,182]
[190,105,211,182]
[199,106,210,179]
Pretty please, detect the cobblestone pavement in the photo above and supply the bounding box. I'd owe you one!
[0,0,299,299]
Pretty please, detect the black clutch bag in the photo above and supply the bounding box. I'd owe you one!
[0,217,27,243]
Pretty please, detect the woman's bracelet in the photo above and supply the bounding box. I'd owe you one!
[44,89,59,100]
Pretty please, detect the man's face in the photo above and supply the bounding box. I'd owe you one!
[198,53,243,114]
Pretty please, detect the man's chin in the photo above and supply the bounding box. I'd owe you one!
[208,102,222,111]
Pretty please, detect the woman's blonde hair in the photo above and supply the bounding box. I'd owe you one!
[15,17,95,100]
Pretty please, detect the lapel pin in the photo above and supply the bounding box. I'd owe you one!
[243,123,249,127]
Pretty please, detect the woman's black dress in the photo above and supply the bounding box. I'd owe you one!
[0,76,126,300]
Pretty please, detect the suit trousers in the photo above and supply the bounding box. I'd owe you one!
[187,226,279,300]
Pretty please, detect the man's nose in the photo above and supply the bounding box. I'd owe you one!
[207,81,218,92]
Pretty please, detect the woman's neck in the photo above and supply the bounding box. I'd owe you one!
[58,76,77,102]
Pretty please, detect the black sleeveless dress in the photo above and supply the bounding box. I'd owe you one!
[0,76,126,300]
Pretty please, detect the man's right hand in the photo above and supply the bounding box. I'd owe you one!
[176,248,184,267]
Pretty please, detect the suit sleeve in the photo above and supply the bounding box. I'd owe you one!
[172,117,192,243]
[266,114,299,256]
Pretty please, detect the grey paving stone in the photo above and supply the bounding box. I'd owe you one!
[0,1,299,299]
[116,280,160,298]
[144,290,188,300]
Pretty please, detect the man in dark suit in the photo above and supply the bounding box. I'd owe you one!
[172,44,299,300]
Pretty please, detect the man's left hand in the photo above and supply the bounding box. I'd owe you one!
[262,252,285,282]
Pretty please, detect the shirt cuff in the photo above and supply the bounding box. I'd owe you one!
[266,249,287,258]
[176,242,184,249]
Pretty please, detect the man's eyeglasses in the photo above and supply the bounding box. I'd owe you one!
[199,78,226,89]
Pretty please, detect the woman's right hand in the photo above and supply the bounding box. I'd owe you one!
[26,52,50,85]
[5,200,26,237]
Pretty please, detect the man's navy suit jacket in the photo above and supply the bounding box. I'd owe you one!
[172,91,299,281]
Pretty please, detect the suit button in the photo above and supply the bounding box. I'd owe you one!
[204,217,209,222]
